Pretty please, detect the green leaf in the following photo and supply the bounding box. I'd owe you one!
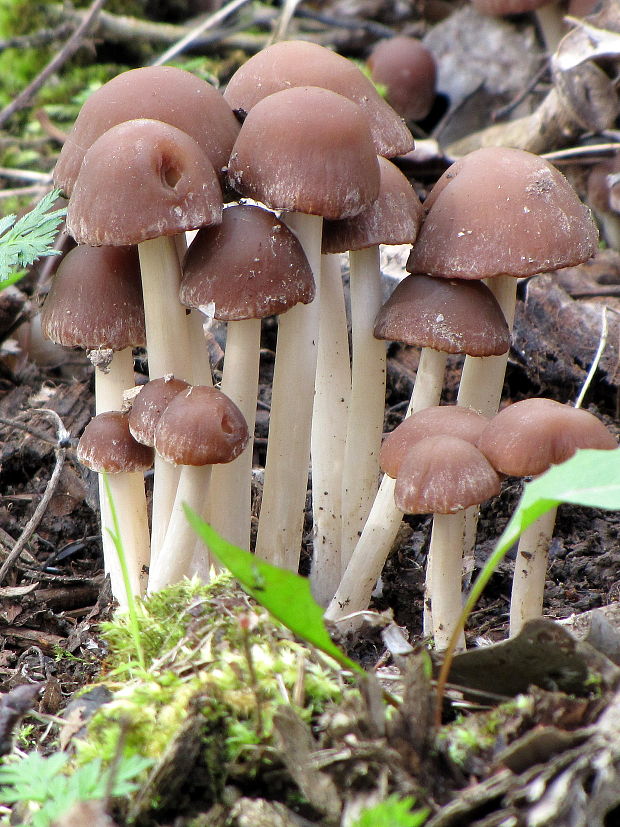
[0,188,65,285]
[492,448,620,562]
[184,506,365,676]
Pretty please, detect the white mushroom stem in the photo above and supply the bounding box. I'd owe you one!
[509,504,559,637]
[138,235,194,564]
[148,465,212,592]
[534,2,566,55]
[310,253,351,605]
[210,318,261,551]
[428,511,467,651]
[325,346,447,628]
[255,212,322,571]
[100,471,151,605]
[455,274,517,630]
[94,349,149,604]
[137,235,194,382]
[456,275,517,416]
[340,245,387,570]
[187,310,214,386]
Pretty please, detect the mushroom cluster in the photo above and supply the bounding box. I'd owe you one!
[43,42,614,652]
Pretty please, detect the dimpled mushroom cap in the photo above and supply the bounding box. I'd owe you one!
[77,411,154,473]
[380,406,490,479]
[67,118,223,246]
[407,146,598,279]
[223,39,413,158]
[322,157,424,253]
[154,385,249,466]
[128,376,191,447]
[228,86,380,220]
[54,66,239,196]
[367,36,437,123]
[476,397,618,477]
[180,204,315,320]
[373,273,510,355]
[40,245,145,350]
[394,435,501,514]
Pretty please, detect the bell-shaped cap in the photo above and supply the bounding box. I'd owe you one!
[181,204,315,320]
[380,405,489,479]
[394,435,501,514]
[77,411,154,473]
[40,245,145,350]
[54,66,239,196]
[154,385,249,466]
[407,147,598,279]
[67,119,223,246]
[367,36,437,123]
[322,157,424,253]
[228,86,380,220]
[128,375,191,447]
[373,273,510,356]
[223,40,413,158]
[477,397,618,477]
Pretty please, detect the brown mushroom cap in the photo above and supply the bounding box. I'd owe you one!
[322,156,424,253]
[77,411,154,473]
[380,406,490,478]
[373,273,510,356]
[40,245,145,350]
[154,385,249,466]
[128,375,191,447]
[394,435,501,514]
[476,397,618,477]
[180,204,315,320]
[407,146,598,279]
[67,118,223,246]
[54,66,239,196]
[223,39,413,158]
[367,36,437,123]
[227,86,380,220]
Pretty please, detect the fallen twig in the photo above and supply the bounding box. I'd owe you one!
[0,409,70,584]
[0,0,107,129]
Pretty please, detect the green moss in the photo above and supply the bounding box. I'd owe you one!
[75,576,355,808]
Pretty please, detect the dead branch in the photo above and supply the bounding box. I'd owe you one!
[0,0,107,129]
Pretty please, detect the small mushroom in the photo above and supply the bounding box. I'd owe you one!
[477,397,618,635]
[148,385,249,592]
[128,375,191,563]
[395,435,501,649]
[77,411,153,605]
[367,36,437,123]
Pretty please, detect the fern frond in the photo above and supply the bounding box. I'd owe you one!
[0,188,66,288]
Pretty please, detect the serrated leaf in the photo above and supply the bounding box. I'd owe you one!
[0,188,65,284]
[185,507,365,676]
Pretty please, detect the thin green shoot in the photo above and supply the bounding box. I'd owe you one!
[0,188,66,288]
[184,506,365,677]
[351,794,429,827]
[102,472,145,672]
[435,447,620,722]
